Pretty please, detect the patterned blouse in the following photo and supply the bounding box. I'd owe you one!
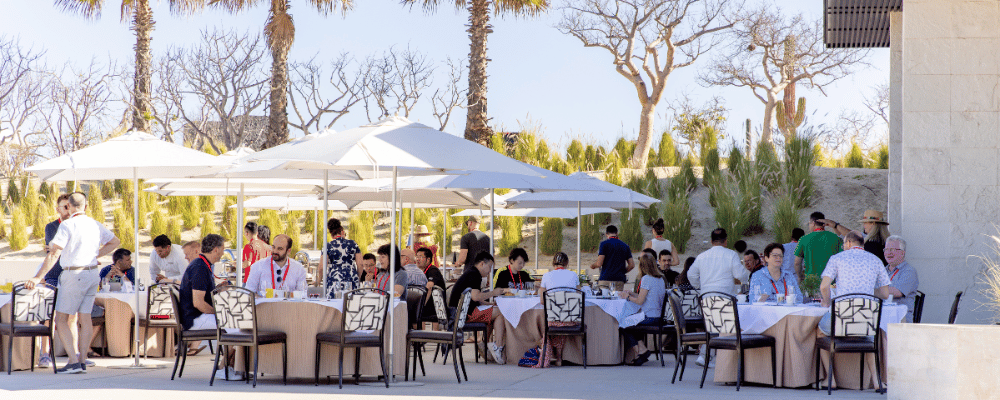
[822,247,891,297]
[325,237,360,296]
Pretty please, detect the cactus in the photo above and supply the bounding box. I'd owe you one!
[776,97,806,139]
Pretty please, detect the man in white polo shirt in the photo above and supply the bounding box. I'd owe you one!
[27,192,119,374]
[244,234,307,295]
[150,234,188,285]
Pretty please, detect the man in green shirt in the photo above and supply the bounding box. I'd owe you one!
[794,212,843,280]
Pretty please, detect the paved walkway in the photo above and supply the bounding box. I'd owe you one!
[1,349,886,399]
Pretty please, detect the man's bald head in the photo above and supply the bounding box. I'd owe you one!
[400,248,416,266]
[67,192,87,212]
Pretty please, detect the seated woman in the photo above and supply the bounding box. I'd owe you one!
[675,256,696,291]
[494,248,535,290]
[619,253,666,366]
[533,252,578,368]
[374,244,408,300]
[750,243,803,303]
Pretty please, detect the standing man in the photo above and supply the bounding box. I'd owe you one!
[818,232,890,335]
[37,193,72,368]
[456,216,490,273]
[686,228,749,367]
[589,225,634,291]
[244,234,307,294]
[150,235,188,285]
[782,228,805,276]
[883,235,920,322]
[794,212,843,281]
[27,192,119,374]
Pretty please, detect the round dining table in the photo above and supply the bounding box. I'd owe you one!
[711,301,908,389]
[493,295,645,366]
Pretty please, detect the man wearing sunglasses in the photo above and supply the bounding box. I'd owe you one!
[245,234,307,295]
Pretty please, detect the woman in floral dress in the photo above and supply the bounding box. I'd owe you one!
[325,218,364,297]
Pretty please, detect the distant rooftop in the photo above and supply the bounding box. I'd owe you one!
[824,0,902,48]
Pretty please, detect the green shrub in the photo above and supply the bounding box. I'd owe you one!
[661,192,692,253]
[199,196,214,213]
[349,210,375,253]
[21,180,38,222]
[875,143,889,169]
[702,148,721,188]
[0,206,7,241]
[712,176,744,246]
[784,135,816,208]
[38,182,51,203]
[113,206,135,253]
[729,146,746,181]
[737,170,764,235]
[87,184,105,223]
[638,169,662,225]
[151,206,167,237]
[678,158,698,193]
[604,155,623,186]
[181,197,201,230]
[65,181,76,193]
[497,215,524,257]
[303,209,316,235]
[846,142,865,168]
[167,217,182,245]
[201,212,219,237]
[619,209,644,250]
[31,202,47,239]
[771,190,801,244]
[579,213,603,252]
[221,197,237,242]
[755,142,781,192]
[284,214,301,255]
[699,126,720,167]
[613,137,636,167]
[540,218,563,255]
[101,180,115,199]
[566,139,586,171]
[7,176,20,205]
[9,206,27,251]
[657,131,678,167]
[167,196,182,215]
[258,209,282,235]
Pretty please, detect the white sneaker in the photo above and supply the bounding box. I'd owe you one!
[214,366,243,381]
[38,354,52,368]
[695,356,706,367]
[488,342,505,364]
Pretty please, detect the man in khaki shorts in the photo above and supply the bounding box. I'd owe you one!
[27,192,119,374]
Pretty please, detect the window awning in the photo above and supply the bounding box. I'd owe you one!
[824,0,902,48]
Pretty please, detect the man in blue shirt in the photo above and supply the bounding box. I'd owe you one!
[98,249,135,289]
[589,225,634,290]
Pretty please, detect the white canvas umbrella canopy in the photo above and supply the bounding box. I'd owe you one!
[454,207,618,269]
[503,172,661,275]
[25,130,228,370]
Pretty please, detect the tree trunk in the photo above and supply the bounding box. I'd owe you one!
[629,102,656,169]
[130,0,153,133]
[464,0,493,145]
[265,3,291,150]
[761,93,778,146]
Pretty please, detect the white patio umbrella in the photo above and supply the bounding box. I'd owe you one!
[215,116,545,384]
[25,131,228,370]
[503,172,661,275]
[454,207,618,269]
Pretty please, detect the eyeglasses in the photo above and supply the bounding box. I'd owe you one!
[884,248,903,253]
[768,252,783,258]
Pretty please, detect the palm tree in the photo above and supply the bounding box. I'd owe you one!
[54,0,204,134]
[406,0,547,145]
[210,0,351,149]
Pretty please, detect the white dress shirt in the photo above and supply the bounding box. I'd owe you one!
[245,256,308,294]
[149,244,188,282]
[688,245,750,295]
[50,213,115,267]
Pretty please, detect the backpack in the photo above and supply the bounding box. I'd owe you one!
[517,346,540,367]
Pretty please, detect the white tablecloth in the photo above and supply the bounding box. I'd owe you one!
[96,290,148,318]
[738,302,909,335]
[0,295,9,309]
[496,296,644,329]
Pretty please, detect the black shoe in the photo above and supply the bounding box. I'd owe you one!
[56,363,85,374]
[630,352,651,366]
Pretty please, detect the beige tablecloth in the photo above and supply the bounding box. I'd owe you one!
[235,301,408,379]
[495,305,625,366]
[713,314,887,389]
[0,303,36,372]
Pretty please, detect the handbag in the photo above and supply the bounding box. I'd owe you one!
[517,346,540,367]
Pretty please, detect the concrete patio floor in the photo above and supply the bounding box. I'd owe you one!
[1,349,887,400]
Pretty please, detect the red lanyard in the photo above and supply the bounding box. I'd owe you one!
[423,264,435,274]
[198,255,214,276]
[376,272,390,291]
[270,258,290,290]
[770,276,788,296]
[508,267,521,289]
[890,268,900,282]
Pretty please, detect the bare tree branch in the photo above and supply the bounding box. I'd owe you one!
[38,59,120,157]
[288,53,364,135]
[431,58,468,131]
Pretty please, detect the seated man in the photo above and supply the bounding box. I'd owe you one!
[400,248,429,287]
[182,241,201,263]
[178,234,236,378]
[493,248,534,290]
[819,231,891,335]
[449,252,509,364]
[150,235,188,285]
[358,253,378,284]
[245,234,307,295]
[883,235,919,322]
[99,248,135,289]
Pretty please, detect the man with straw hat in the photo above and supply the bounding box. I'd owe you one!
[820,209,892,266]
[411,224,439,268]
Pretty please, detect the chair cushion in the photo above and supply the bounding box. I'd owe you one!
[547,324,586,334]
[622,323,674,334]
[0,323,49,336]
[407,330,460,342]
[816,336,876,352]
[317,331,382,346]
[219,330,286,345]
[180,329,217,341]
[709,334,775,350]
[679,332,713,344]
[462,322,487,331]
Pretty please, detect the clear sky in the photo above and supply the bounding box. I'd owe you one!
[0,0,888,155]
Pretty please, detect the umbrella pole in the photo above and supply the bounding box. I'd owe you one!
[490,190,495,289]
[313,207,318,251]
[389,166,397,383]
[577,201,581,277]
[409,205,415,249]
[238,184,244,285]
[535,216,539,270]
[322,171,329,296]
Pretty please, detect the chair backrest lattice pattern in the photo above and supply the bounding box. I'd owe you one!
[699,292,738,335]
[831,294,882,337]
[454,288,473,331]
[147,283,177,322]
[212,287,256,331]
[542,289,585,324]
[343,288,389,332]
[431,286,449,323]
[680,289,702,318]
[12,283,56,323]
